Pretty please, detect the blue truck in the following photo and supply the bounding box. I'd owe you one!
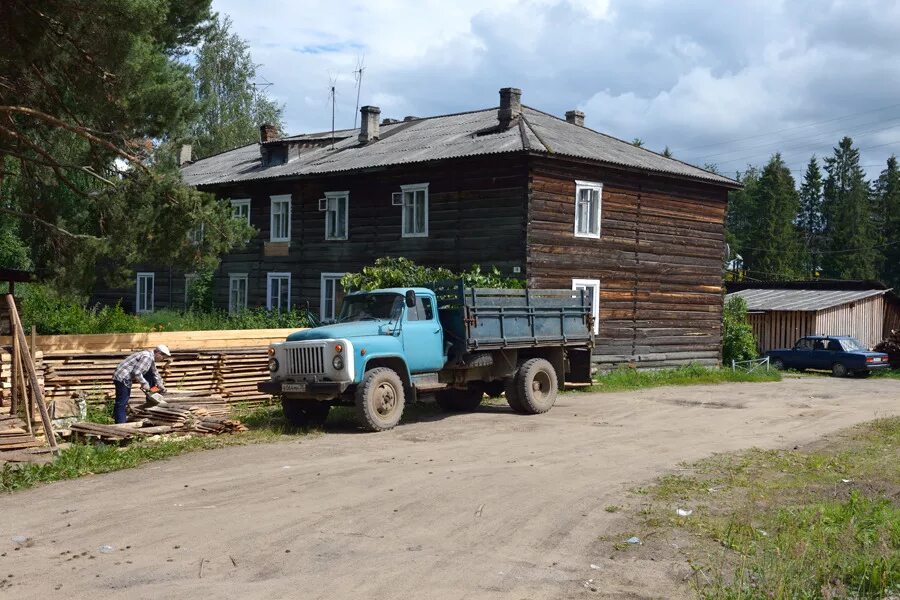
[258,284,594,431]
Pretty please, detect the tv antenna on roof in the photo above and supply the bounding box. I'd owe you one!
[352,56,366,129]
[328,75,338,150]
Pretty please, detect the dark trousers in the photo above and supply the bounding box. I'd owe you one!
[112,371,157,424]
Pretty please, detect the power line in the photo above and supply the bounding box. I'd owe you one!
[736,239,900,255]
[672,100,900,153]
[689,114,900,163]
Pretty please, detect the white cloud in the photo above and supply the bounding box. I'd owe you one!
[213,0,900,177]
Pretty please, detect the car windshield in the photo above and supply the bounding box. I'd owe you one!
[839,338,865,351]
[338,293,404,322]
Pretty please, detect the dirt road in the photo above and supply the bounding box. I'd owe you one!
[1,376,898,599]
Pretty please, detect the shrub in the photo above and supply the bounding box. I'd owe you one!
[341,257,524,292]
[722,295,758,364]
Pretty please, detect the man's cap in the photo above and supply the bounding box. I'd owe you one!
[155,344,171,357]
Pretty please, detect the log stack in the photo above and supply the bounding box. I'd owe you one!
[0,410,39,450]
[0,348,272,414]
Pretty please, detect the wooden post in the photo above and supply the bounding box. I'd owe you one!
[4,295,57,452]
[10,313,18,413]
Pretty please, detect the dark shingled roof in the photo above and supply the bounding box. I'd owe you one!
[181,105,739,188]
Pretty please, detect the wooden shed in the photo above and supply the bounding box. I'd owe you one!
[726,281,898,353]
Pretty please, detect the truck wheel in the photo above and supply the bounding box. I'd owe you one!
[355,367,405,431]
[436,387,483,412]
[281,400,330,429]
[831,362,848,378]
[515,358,558,414]
[505,376,526,413]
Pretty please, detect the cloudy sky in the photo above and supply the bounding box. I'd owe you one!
[214,0,900,179]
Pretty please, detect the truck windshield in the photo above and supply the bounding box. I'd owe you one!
[338,294,404,322]
[840,338,865,351]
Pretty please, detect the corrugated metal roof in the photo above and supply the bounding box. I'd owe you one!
[726,288,888,311]
[181,106,739,188]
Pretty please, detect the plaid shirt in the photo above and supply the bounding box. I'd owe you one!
[113,350,166,390]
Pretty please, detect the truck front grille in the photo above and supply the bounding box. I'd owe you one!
[286,345,325,376]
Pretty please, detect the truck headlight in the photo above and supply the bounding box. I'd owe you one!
[332,355,344,370]
[268,358,279,372]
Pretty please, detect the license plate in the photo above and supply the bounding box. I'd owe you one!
[282,383,307,393]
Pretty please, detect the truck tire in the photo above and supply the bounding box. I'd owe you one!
[281,399,330,429]
[515,358,558,414]
[436,387,483,412]
[504,376,526,413]
[355,367,405,431]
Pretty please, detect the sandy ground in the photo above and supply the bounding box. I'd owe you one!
[0,375,898,599]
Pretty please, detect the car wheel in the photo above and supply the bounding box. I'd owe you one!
[831,362,848,378]
[772,358,785,371]
[354,367,405,431]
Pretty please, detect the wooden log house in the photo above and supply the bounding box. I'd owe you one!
[94,88,741,369]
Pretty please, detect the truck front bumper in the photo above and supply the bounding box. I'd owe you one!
[257,380,351,399]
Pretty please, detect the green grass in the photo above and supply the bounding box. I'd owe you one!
[627,417,900,599]
[871,368,900,380]
[585,363,781,393]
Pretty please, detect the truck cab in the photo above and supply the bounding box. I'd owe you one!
[259,285,594,432]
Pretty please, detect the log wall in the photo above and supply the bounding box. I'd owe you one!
[526,157,730,369]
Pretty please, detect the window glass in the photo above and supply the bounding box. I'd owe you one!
[267,274,290,312]
[136,273,154,313]
[840,338,864,351]
[326,194,348,240]
[321,274,346,321]
[401,185,428,236]
[421,297,434,320]
[270,196,291,241]
[814,339,829,351]
[575,182,602,237]
[826,339,842,351]
[229,275,248,314]
[796,338,813,350]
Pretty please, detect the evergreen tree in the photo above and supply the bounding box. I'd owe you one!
[796,156,824,278]
[744,154,801,280]
[725,166,760,278]
[822,137,877,279]
[662,146,673,158]
[874,155,900,288]
[188,15,284,159]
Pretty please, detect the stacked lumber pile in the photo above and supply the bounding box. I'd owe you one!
[70,391,247,442]
[874,329,900,369]
[0,409,39,450]
[0,348,272,412]
[0,350,44,407]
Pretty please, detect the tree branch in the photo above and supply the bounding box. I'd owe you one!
[0,106,146,168]
[0,207,101,240]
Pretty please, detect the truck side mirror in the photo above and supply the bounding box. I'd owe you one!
[405,289,416,308]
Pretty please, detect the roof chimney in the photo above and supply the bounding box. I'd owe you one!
[565,110,585,127]
[259,123,279,143]
[358,106,381,144]
[178,144,192,166]
[498,87,522,128]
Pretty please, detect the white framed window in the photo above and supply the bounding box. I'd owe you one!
[400,183,429,238]
[324,191,349,240]
[231,198,251,224]
[270,194,291,242]
[229,273,248,315]
[187,223,205,245]
[574,180,602,238]
[320,272,346,321]
[572,278,600,334]
[184,273,198,307]
[267,272,291,312]
[136,272,154,314]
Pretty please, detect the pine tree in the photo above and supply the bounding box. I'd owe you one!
[744,154,801,280]
[822,137,877,279]
[725,166,760,278]
[874,155,900,288]
[662,146,673,158]
[796,156,824,278]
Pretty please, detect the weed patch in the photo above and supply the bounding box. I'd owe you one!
[622,417,900,599]
[584,364,780,394]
